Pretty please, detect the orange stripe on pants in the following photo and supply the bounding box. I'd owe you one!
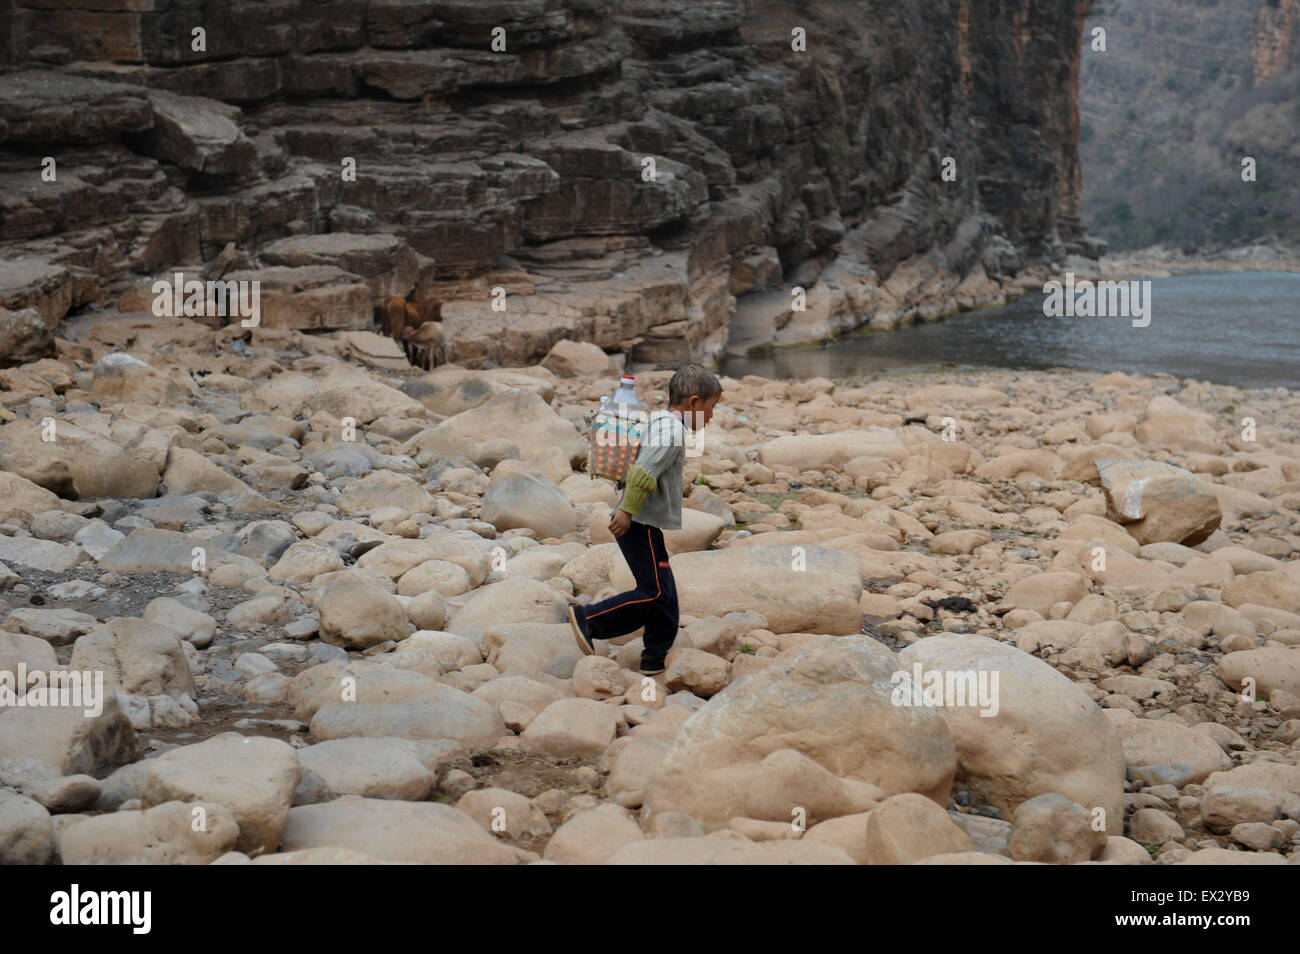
[585,525,661,620]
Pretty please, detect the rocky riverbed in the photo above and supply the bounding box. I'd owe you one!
[1,317,1299,865]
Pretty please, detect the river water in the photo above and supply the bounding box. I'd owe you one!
[721,271,1300,390]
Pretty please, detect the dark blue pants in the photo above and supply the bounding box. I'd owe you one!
[576,521,678,666]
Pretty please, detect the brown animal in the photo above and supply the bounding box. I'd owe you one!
[373,296,444,370]
[403,320,446,371]
[376,295,407,339]
[404,298,441,333]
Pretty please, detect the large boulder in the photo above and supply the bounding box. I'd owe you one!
[142,598,218,648]
[309,364,427,422]
[445,578,568,645]
[0,537,88,572]
[269,541,345,585]
[0,695,136,784]
[259,232,419,299]
[400,366,555,417]
[1000,572,1088,616]
[1135,412,1224,454]
[403,388,585,480]
[480,461,579,539]
[864,792,974,864]
[279,796,528,863]
[613,545,861,635]
[317,578,410,650]
[1096,458,1222,546]
[0,629,58,680]
[0,306,54,367]
[0,790,53,864]
[357,535,490,587]
[456,788,553,840]
[541,339,611,377]
[1199,763,1300,832]
[607,737,672,808]
[335,471,436,516]
[296,738,439,802]
[286,661,439,720]
[1007,792,1107,864]
[898,636,1125,834]
[59,801,240,864]
[0,418,160,499]
[1113,716,1231,787]
[482,622,575,674]
[161,447,260,504]
[243,373,319,417]
[3,607,98,645]
[98,528,263,576]
[91,352,190,405]
[134,88,257,176]
[138,733,300,854]
[220,265,372,331]
[519,698,620,758]
[975,449,1063,481]
[309,684,506,751]
[741,748,882,823]
[388,630,478,674]
[0,253,75,327]
[543,803,644,864]
[1222,572,1300,615]
[664,509,727,553]
[1217,647,1300,700]
[335,331,413,372]
[0,472,62,524]
[642,637,956,832]
[68,618,198,729]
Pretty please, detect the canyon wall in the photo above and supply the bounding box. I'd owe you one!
[1,0,1094,368]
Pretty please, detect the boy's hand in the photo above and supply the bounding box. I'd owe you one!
[609,510,632,537]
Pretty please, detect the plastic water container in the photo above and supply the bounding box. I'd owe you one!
[611,374,641,410]
[589,375,643,482]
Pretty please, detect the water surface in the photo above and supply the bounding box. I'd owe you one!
[721,271,1300,389]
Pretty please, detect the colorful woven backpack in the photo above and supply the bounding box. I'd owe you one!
[588,376,643,483]
[588,405,643,483]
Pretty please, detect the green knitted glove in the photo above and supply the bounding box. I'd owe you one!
[618,465,657,516]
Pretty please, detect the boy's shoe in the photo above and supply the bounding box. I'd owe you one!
[568,605,596,656]
[638,660,666,676]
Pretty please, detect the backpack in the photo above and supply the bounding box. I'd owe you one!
[587,405,642,483]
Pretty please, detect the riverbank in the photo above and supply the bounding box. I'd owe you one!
[0,314,1298,863]
[1078,242,1300,280]
[724,241,1299,364]
[722,271,1300,389]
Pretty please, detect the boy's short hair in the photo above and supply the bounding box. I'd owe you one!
[668,363,722,406]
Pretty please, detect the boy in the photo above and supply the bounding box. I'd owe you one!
[568,363,723,675]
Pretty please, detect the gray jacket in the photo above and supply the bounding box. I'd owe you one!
[622,410,686,530]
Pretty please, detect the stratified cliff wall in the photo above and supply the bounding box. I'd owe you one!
[1,0,1093,367]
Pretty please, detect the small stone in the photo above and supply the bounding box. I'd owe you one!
[440,769,476,800]
[1230,822,1285,852]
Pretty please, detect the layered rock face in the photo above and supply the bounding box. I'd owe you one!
[1,0,1091,367]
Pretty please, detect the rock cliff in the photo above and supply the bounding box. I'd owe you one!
[1,0,1093,368]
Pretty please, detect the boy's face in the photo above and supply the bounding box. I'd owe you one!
[680,392,721,431]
